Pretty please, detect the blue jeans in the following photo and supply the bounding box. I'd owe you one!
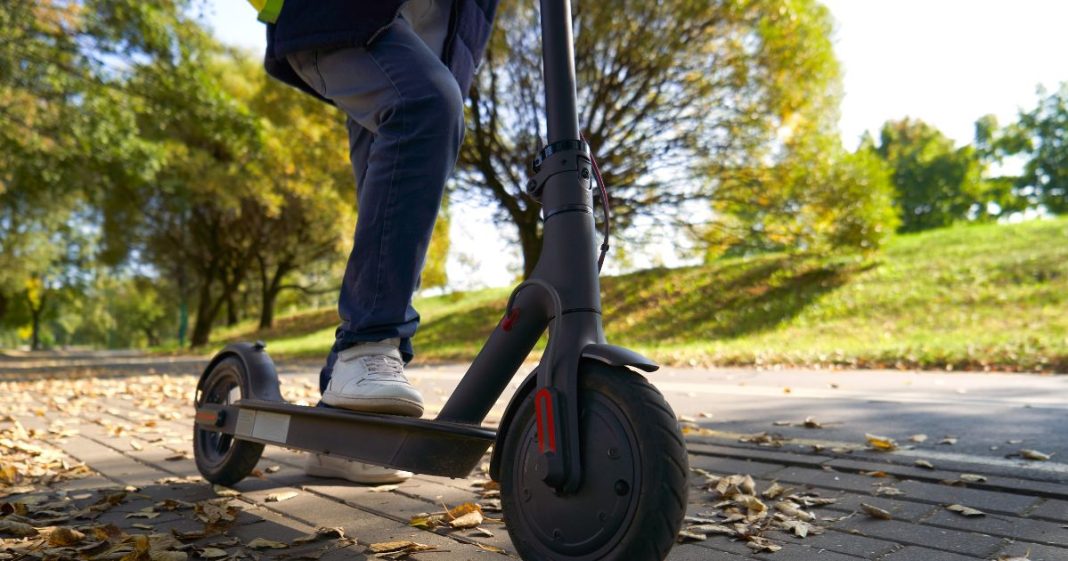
[285,15,464,392]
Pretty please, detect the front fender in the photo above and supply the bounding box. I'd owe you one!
[197,342,284,403]
[488,344,657,480]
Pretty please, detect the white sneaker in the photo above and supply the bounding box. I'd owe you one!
[321,338,424,417]
[304,453,412,484]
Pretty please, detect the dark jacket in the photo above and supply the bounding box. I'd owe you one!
[264,0,499,102]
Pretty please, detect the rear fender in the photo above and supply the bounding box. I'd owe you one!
[196,342,284,403]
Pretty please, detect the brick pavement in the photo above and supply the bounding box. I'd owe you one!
[2,364,1067,560]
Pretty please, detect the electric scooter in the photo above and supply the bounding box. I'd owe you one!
[192,1,689,558]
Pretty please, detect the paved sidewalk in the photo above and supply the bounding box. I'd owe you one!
[1,355,1066,560]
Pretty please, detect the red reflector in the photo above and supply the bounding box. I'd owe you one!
[195,410,217,424]
[501,307,521,332]
[534,388,557,453]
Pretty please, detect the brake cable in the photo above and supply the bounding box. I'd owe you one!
[582,134,611,272]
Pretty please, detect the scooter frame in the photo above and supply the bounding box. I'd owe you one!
[194,0,657,494]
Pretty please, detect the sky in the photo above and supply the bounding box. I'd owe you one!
[200,1,1068,287]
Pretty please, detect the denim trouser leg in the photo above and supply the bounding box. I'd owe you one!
[285,17,465,392]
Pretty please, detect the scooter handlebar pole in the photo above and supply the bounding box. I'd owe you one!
[540,0,580,143]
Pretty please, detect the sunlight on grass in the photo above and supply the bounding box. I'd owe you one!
[210,218,1068,372]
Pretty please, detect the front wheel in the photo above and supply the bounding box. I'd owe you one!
[499,363,688,561]
[193,356,265,486]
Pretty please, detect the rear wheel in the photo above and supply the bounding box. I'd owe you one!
[193,356,264,486]
[499,363,688,561]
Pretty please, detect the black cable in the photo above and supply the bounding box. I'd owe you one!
[582,134,612,272]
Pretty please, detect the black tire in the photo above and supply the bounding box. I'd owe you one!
[193,356,265,486]
[499,363,688,561]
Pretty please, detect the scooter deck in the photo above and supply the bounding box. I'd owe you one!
[195,399,496,478]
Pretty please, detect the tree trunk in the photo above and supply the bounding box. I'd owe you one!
[30,308,41,351]
[190,281,216,347]
[259,288,277,330]
[516,215,543,279]
[226,292,238,326]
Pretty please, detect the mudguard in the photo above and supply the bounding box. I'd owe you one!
[196,342,284,403]
[488,343,658,480]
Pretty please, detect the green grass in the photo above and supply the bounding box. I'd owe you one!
[214,218,1068,372]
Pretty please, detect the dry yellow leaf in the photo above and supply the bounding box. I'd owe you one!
[861,503,892,520]
[865,433,898,451]
[247,537,288,549]
[265,491,298,503]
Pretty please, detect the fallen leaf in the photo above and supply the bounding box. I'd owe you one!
[939,436,958,445]
[475,543,506,553]
[449,511,483,529]
[762,482,788,499]
[199,547,228,559]
[48,526,86,546]
[959,474,987,483]
[211,486,239,497]
[746,536,782,553]
[946,504,985,517]
[247,538,288,550]
[1019,449,1051,461]
[468,527,494,538]
[265,491,298,503]
[909,434,928,443]
[865,433,898,452]
[367,541,435,554]
[264,466,281,474]
[861,503,892,520]
[802,417,824,429]
[874,486,904,497]
[677,530,706,542]
[914,459,936,470]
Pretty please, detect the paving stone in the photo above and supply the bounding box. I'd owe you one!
[924,508,1068,547]
[771,466,894,494]
[827,458,1068,501]
[57,435,176,488]
[1029,499,1068,523]
[754,542,867,561]
[994,540,1068,561]
[822,494,940,523]
[778,529,898,558]
[668,543,750,560]
[689,454,786,478]
[880,545,987,561]
[687,442,831,468]
[834,517,1002,558]
[893,479,1040,515]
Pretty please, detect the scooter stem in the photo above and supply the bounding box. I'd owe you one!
[540,0,580,143]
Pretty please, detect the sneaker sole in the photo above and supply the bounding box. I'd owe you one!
[320,394,424,417]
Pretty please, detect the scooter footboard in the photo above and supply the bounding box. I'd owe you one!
[195,400,495,478]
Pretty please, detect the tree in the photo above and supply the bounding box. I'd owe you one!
[1003,84,1068,214]
[459,0,845,277]
[873,118,993,232]
[704,132,898,257]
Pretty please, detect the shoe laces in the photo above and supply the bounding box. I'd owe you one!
[360,354,405,380]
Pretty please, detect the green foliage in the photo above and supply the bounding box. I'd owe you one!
[1004,84,1068,214]
[873,118,998,232]
[461,0,845,276]
[219,217,1068,372]
[706,134,898,258]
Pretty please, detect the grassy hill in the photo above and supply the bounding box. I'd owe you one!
[214,217,1068,372]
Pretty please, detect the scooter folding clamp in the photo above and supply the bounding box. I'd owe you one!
[525,140,593,203]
